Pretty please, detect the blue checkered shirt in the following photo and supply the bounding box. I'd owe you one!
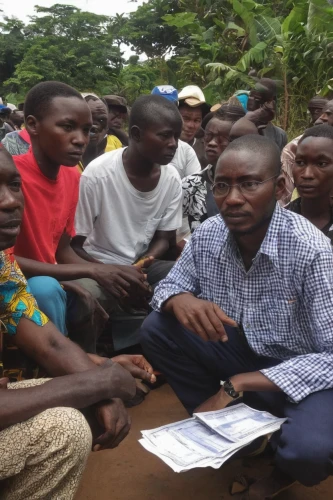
[152,203,333,403]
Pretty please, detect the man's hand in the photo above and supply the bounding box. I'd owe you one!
[112,354,156,384]
[99,361,137,401]
[93,399,131,451]
[164,294,237,342]
[246,102,275,128]
[92,264,152,300]
[61,280,109,325]
[194,388,233,413]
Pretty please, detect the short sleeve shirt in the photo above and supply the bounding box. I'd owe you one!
[13,150,81,263]
[0,248,48,335]
[75,148,183,264]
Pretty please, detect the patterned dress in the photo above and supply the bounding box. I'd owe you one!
[182,164,216,233]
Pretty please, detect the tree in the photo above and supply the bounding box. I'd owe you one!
[161,0,333,134]
[3,4,123,96]
[0,17,27,96]
[122,0,187,58]
[1,0,333,135]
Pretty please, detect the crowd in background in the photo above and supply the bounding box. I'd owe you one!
[1,76,333,499]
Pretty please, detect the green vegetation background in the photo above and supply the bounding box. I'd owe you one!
[1,0,333,138]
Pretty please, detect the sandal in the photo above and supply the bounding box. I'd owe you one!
[233,468,296,500]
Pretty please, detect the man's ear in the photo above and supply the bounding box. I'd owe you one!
[275,172,286,201]
[130,125,141,143]
[25,115,38,137]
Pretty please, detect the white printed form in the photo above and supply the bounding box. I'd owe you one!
[141,418,243,471]
[194,403,286,443]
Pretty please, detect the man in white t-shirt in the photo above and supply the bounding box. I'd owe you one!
[72,95,183,311]
[150,86,201,242]
[150,86,200,179]
[169,139,200,178]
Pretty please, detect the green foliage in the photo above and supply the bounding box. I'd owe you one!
[1,5,122,96]
[1,0,333,135]
[119,0,187,58]
[0,18,27,95]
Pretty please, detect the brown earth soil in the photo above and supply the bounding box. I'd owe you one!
[76,384,333,500]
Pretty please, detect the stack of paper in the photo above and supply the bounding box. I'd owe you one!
[139,403,286,472]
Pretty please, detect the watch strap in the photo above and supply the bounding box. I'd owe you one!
[221,378,243,399]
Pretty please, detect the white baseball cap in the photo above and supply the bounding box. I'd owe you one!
[6,103,17,111]
[178,85,206,107]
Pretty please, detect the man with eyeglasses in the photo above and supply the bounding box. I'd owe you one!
[140,134,333,497]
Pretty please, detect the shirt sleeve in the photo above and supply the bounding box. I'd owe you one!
[74,175,100,237]
[105,135,122,152]
[279,129,288,150]
[261,250,333,402]
[0,250,49,335]
[184,145,201,177]
[280,142,296,206]
[151,235,200,311]
[157,176,183,232]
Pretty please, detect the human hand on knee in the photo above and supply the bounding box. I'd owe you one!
[61,280,109,327]
[163,294,237,342]
[92,264,152,300]
[92,398,131,451]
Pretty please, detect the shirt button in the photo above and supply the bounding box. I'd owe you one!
[246,323,250,328]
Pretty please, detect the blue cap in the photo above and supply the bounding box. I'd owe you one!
[0,104,11,113]
[233,90,249,111]
[151,85,178,103]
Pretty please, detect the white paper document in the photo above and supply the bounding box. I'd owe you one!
[139,403,286,473]
[194,404,286,443]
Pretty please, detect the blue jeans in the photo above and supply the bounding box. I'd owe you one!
[27,277,104,352]
[27,277,67,335]
[140,311,333,486]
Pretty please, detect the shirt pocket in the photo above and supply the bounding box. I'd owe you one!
[266,298,299,349]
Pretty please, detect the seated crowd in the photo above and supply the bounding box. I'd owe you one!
[0,76,333,499]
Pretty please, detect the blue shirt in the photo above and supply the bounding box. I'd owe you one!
[152,203,333,403]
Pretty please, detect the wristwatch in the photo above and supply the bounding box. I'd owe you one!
[221,378,243,399]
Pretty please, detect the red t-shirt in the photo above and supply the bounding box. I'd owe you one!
[14,149,80,263]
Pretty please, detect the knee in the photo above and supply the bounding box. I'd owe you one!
[140,311,166,348]
[43,407,92,462]
[276,429,333,486]
[27,276,66,306]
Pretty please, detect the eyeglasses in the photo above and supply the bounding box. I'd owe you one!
[211,175,278,197]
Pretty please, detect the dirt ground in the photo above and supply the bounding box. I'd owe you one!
[76,384,333,500]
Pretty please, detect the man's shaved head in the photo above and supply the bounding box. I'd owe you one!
[300,123,333,143]
[129,95,182,131]
[219,134,281,176]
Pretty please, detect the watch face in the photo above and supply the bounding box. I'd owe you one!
[224,380,239,399]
